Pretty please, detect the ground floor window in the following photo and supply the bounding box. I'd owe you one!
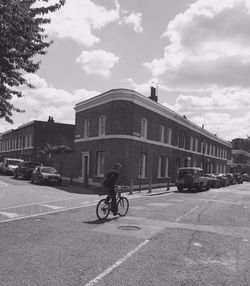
[139,153,147,178]
[158,156,170,178]
[97,151,105,176]
[165,157,170,177]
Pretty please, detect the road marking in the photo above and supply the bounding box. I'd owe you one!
[84,239,149,286]
[176,205,200,222]
[40,204,65,210]
[0,212,22,218]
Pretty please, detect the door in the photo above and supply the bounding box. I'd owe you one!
[81,152,89,184]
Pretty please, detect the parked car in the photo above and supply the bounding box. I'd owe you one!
[214,173,230,187]
[205,174,221,188]
[14,161,41,180]
[225,173,236,185]
[0,162,4,174]
[2,158,23,175]
[242,173,250,182]
[31,166,62,185]
[233,173,243,184]
[176,167,210,192]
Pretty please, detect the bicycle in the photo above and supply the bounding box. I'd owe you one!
[96,185,129,220]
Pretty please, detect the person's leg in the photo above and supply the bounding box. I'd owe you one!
[110,188,117,214]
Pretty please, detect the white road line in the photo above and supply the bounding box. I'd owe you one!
[40,204,65,210]
[176,205,200,222]
[0,196,96,211]
[0,203,97,224]
[84,239,149,286]
[0,212,22,218]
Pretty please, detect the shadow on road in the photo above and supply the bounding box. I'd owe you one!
[83,217,119,225]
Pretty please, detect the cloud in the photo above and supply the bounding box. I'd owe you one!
[123,12,143,32]
[5,74,100,129]
[163,88,250,140]
[46,0,144,46]
[144,0,250,90]
[76,50,119,78]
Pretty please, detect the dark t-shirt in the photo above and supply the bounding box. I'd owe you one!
[103,169,119,188]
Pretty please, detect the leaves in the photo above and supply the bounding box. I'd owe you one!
[0,0,65,123]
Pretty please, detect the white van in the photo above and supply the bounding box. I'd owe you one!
[2,158,23,175]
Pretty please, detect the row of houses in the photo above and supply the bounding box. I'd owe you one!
[0,88,248,189]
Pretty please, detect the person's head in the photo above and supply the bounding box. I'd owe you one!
[113,162,122,171]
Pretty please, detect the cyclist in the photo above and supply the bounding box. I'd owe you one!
[103,162,122,215]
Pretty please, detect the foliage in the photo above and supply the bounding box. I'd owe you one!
[0,0,65,123]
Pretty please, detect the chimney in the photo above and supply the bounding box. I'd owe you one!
[48,116,54,123]
[149,86,158,102]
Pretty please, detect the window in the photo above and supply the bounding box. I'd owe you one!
[141,118,147,138]
[166,128,172,144]
[139,153,147,178]
[159,125,164,142]
[84,119,90,138]
[157,156,163,178]
[98,115,106,136]
[195,138,198,152]
[183,136,186,149]
[97,152,105,176]
[165,157,169,177]
[190,137,193,151]
[176,132,180,147]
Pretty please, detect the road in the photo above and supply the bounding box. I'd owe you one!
[0,175,250,286]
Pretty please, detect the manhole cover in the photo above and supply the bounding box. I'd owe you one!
[117,225,141,231]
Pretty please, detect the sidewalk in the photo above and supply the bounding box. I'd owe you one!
[62,181,176,196]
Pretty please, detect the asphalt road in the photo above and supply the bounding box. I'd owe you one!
[0,175,250,286]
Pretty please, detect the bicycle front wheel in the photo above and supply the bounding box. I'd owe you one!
[96,199,110,220]
[117,196,129,216]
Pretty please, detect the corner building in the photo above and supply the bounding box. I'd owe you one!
[74,89,232,189]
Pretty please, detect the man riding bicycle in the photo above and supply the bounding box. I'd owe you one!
[103,163,122,215]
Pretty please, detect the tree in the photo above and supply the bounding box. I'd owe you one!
[0,0,65,123]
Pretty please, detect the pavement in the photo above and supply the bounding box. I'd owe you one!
[61,180,175,196]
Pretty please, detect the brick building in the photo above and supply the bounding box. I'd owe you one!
[230,137,250,174]
[0,117,75,163]
[71,88,232,189]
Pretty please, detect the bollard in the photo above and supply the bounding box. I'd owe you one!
[166,178,170,191]
[129,179,133,195]
[148,176,152,193]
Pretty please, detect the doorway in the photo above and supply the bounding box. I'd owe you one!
[81,152,89,185]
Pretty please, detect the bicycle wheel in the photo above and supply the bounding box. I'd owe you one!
[117,196,129,216]
[96,199,110,220]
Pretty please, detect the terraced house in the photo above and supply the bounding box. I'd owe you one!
[73,88,232,189]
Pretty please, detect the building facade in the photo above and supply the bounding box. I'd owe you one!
[72,89,232,188]
[0,117,75,163]
[230,137,250,174]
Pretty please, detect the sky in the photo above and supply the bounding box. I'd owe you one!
[1,0,250,141]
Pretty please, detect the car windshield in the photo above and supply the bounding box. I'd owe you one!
[40,167,57,174]
[7,160,21,166]
[178,169,194,178]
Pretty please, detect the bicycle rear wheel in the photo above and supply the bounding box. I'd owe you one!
[96,199,110,220]
[117,196,129,216]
